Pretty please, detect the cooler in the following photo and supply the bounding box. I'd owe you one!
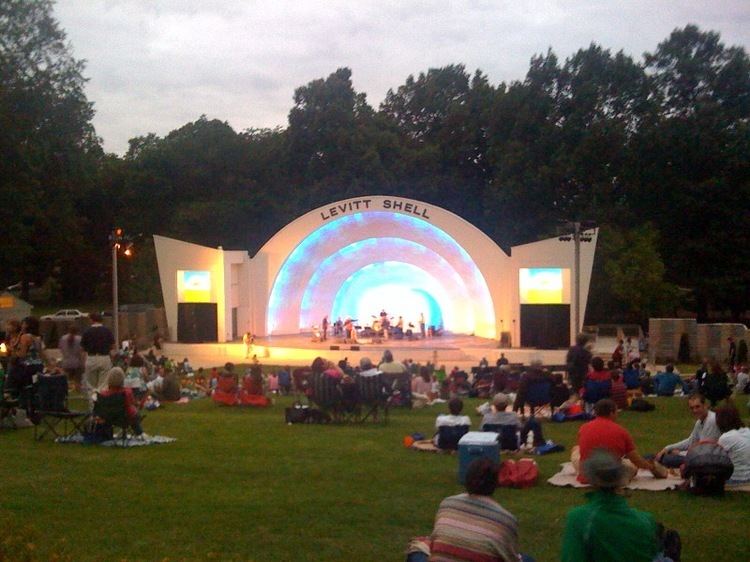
[458,431,500,484]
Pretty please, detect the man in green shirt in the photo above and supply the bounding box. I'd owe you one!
[562,449,665,562]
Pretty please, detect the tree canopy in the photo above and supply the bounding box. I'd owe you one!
[2,7,749,323]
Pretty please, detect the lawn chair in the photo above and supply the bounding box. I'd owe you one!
[356,374,389,423]
[583,379,612,411]
[33,375,89,441]
[521,379,552,418]
[308,371,343,422]
[482,423,519,451]
[436,424,470,451]
[92,392,129,445]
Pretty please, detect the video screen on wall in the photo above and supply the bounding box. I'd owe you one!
[519,268,571,304]
[177,270,211,303]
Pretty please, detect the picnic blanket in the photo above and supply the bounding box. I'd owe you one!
[547,462,682,491]
[56,433,176,448]
[411,439,446,453]
[547,461,750,492]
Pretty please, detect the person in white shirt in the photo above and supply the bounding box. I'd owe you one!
[716,405,750,485]
[734,366,749,395]
[656,393,721,468]
[434,398,471,447]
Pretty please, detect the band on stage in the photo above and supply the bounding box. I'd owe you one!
[312,309,441,343]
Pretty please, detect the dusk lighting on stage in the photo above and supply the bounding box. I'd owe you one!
[519,268,570,304]
[329,262,446,331]
[266,212,494,336]
[177,270,211,303]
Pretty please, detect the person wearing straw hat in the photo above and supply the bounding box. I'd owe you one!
[562,449,675,562]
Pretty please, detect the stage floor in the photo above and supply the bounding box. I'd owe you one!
[162,332,571,370]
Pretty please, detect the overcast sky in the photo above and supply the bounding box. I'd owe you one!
[54,0,750,154]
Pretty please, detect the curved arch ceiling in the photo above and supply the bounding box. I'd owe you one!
[266,211,495,336]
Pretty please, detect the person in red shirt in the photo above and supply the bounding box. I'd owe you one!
[573,399,662,483]
[99,367,144,436]
[610,371,628,410]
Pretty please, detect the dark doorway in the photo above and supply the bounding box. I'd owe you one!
[178,303,218,343]
[520,304,570,349]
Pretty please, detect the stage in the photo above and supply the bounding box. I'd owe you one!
[161,332,570,370]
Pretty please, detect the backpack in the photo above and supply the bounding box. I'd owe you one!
[629,398,655,412]
[498,459,539,488]
[682,441,734,495]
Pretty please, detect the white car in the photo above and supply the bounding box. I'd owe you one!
[40,309,88,321]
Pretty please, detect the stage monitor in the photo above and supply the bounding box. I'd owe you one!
[519,268,570,304]
[177,270,211,303]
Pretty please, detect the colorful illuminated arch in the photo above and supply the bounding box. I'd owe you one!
[264,203,498,337]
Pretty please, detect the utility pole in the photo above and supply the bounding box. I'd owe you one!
[109,228,133,347]
[558,221,594,341]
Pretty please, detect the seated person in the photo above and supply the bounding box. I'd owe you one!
[610,371,628,410]
[124,354,147,393]
[550,373,571,411]
[411,366,435,407]
[480,393,544,448]
[155,371,181,401]
[716,405,750,486]
[406,458,533,562]
[559,393,584,417]
[98,367,144,437]
[639,371,655,395]
[699,361,732,406]
[573,399,663,484]
[734,366,750,395]
[655,393,720,468]
[562,450,668,562]
[512,361,551,413]
[653,364,687,396]
[622,359,642,390]
[434,398,471,447]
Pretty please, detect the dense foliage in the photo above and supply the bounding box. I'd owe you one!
[2,2,749,323]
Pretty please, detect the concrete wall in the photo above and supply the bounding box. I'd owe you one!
[649,318,747,363]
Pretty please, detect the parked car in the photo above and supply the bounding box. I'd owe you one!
[40,309,88,321]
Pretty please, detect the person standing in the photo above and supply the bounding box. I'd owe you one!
[58,325,84,391]
[321,316,329,341]
[80,312,115,400]
[419,312,426,339]
[566,333,592,394]
[727,337,737,369]
[242,332,254,358]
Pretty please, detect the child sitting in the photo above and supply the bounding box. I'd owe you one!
[98,367,144,437]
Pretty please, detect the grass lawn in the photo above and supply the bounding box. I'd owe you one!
[2,394,749,561]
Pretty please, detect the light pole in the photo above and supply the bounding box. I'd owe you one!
[558,221,595,339]
[109,228,132,347]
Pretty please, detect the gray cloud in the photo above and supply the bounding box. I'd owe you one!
[53,0,750,154]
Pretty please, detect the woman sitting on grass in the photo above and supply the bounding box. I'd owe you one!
[716,405,750,486]
[99,367,144,437]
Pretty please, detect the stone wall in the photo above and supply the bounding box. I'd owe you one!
[649,318,747,364]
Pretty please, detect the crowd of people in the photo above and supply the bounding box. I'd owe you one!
[4,319,749,560]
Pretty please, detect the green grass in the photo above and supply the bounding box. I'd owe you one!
[2,396,749,561]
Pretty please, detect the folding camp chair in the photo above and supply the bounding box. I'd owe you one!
[524,379,552,418]
[436,424,470,451]
[356,374,389,423]
[482,423,520,451]
[34,375,89,441]
[92,392,130,445]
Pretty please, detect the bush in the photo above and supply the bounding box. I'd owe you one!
[678,333,691,364]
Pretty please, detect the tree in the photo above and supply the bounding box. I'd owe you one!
[0,0,101,299]
[590,225,679,325]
